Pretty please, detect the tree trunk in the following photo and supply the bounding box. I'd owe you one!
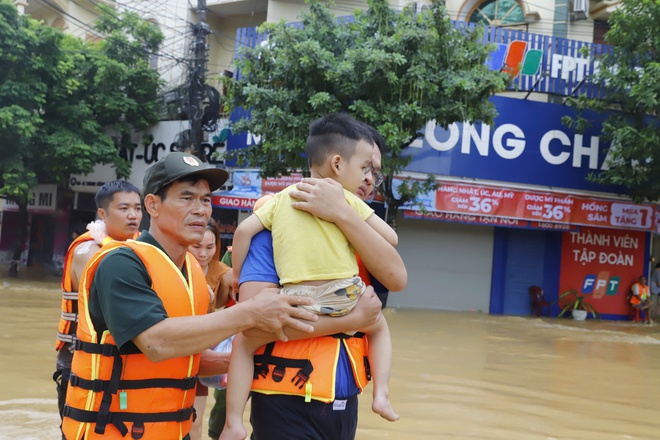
[382,178,401,230]
[8,201,29,277]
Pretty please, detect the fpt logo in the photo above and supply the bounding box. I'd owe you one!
[582,272,620,299]
[488,40,543,78]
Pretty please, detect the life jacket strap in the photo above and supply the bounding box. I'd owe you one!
[73,339,121,357]
[62,290,78,301]
[62,291,79,301]
[95,350,124,435]
[331,331,365,339]
[61,311,78,322]
[56,332,75,344]
[254,333,369,389]
[69,373,198,392]
[62,405,194,434]
[253,342,314,387]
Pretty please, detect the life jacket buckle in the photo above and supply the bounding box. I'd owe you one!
[254,363,269,379]
[291,362,314,389]
[73,338,83,351]
[101,343,117,357]
[272,365,285,383]
[131,422,145,439]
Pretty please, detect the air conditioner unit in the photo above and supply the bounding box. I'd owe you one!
[410,1,433,14]
[571,0,589,21]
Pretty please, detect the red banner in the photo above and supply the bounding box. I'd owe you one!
[558,227,646,316]
[434,181,658,231]
[211,195,256,210]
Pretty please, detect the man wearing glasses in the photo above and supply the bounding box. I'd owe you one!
[228,124,407,440]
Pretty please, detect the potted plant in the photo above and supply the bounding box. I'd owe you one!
[557,289,599,320]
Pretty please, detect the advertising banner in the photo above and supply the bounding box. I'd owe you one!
[396,179,659,232]
[558,227,646,317]
[212,171,303,210]
[3,184,57,213]
[69,121,229,193]
[227,97,621,194]
[402,96,621,193]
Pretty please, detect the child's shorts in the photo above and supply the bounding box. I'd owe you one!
[280,277,365,317]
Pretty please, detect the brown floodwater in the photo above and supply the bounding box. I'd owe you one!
[2,271,660,440]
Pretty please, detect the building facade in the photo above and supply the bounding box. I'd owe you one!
[8,0,648,322]
[213,0,653,320]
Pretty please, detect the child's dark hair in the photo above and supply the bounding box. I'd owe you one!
[305,113,374,168]
[94,180,141,210]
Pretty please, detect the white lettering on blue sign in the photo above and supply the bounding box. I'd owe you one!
[247,132,262,145]
[551,54,591,82]
[416,120,608,171]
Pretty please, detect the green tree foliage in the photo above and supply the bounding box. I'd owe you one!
[565,0,660,201]
[225,0,508,226]
[0,1,163,275]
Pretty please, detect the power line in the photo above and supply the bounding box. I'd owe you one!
[35,0,185,63]
[75,0,192,63]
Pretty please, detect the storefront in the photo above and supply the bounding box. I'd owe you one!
[0,121,232,269]
[219,92,655,320]
[387,96,654,319]
[215,21,659,319]
[0,184,70,270]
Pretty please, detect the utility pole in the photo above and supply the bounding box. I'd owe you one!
[189,0,210,161]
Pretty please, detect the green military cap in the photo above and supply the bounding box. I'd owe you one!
[142,152,229,197]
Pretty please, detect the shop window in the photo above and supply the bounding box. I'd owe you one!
[147,19,160,69]
[468,0,525,27]
[75,192,97,212]
[593,20,610,45]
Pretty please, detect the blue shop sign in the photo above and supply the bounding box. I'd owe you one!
[403,96,621,194]
[226,97,622,194]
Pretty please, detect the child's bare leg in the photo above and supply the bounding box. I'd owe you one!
[220,333,272,440]
[190,395,206,440]
[362,312,399,421]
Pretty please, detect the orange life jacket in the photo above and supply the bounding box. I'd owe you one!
[57,232,137,351]
[251,334,370,403]
[56,232,95,351]
[630,282,649,305]
[251,257,372,403]
[356,254,370,287]
[62,240,209,440]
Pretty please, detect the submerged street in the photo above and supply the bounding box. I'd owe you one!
[2,271,660,440]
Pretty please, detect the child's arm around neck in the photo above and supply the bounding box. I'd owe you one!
[232,214,266,291]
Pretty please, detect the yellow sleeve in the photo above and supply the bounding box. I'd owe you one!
[344,189,374,220]
[254,192,278,230]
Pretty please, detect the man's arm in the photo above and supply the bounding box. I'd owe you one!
[290,178,407,292]
[239,281,382,340]
[366,213,397,246]
[93,250,317,364]
[198,349,230,377]
[69,241,101,291]
[215,268,233,308]
[133,290,318,363]
[231,214,265,291]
